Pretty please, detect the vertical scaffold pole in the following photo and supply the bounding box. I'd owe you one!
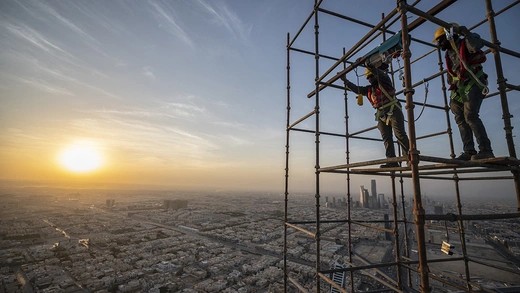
[342,47,355,293]
[313,1,321,292]
[283,32,290,293]
[398,0,431,292]
[484,0,520,211]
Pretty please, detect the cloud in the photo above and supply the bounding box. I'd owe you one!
[148,0,194,48]
[15,77,74,96]
[69,116,219,166]
[4,22,75,61]
[195,0,251,43]
[2,52,120,100]
[160,101,207,118]
[142,66,156,80]
[30,1,108,57]
[2,22,108,79]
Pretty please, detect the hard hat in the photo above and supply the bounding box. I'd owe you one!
[365,68,372,77]
[433,26,445,42]
[433,23,460,42]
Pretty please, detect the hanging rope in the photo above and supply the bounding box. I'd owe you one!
[404,79,428,123]
[396,58,405,88]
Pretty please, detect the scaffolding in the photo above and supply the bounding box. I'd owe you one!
[283,0,520,292]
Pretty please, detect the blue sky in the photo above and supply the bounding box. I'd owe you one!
[0,0,519,198]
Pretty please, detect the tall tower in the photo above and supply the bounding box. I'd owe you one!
[371,180,379,209]
[378,194,386,209]
[363,189,370,208]
[359,185,365,207]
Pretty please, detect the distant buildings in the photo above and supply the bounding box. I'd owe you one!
[359,186,369,208]
[371,180,378,209]
[163,199,188,210]
[360,180,385,209]
[106,199,115,208]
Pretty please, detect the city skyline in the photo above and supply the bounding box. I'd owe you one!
[1,187,519,292]
[1,0,519,197]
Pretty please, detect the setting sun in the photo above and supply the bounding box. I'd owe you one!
[58,142,104,173]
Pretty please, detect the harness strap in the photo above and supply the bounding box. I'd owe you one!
[451,69,485,103]
[376,85,401,125]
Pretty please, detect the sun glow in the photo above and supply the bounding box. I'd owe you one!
[58,142,104,173]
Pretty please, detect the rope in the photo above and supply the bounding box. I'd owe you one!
[404,79,429,123]
[396,58,405,88]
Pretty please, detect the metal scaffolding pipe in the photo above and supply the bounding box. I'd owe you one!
[424,212,520,221]
[398,1,430,291]
[284,1,520,292]
[485,0,520,212]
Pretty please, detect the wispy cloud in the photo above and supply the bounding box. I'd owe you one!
[3,52,120,100]
[31,1,108,57]
[2,22,109,79]
[142,66,156,80]
[148,0,194,48]
[195,0,251,43]
[69,116,219,166]
[4,22,75,62]
[212,121,249,131]
[160,101,206,118]
[15,77,74,96]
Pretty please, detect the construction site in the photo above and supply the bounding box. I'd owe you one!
[283,0,520,292]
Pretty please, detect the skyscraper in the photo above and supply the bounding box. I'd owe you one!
[106,199,115,208]
[378,194,386,209]
[371,179,377,206]
[359,185,365,206]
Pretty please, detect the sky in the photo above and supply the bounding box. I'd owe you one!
[0,0,519,198]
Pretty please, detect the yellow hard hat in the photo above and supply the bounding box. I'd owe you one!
[433,26,445,42]
[433,23,459,42]
[365,68,372,77]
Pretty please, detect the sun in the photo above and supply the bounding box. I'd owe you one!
[58,142,104,173]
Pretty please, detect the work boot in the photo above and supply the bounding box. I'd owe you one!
[471,151,495,160]
[454,152,476,161]
[380,162,399,168]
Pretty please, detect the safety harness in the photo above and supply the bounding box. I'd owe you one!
[369,84,401,125]
[444,28,488,103]
[448,69,485,103]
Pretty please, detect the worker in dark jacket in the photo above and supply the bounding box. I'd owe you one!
[340,68,409,168]
[434,23,494,161]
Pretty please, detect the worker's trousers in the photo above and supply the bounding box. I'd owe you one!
[377,108,410,158]
[450,85,493,154]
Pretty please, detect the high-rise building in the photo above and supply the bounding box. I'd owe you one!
[359,185,365,206]
[378,194,386,209]
[362,189,370,208]
[106,199,115,208]
[371,179,377,206]
[163,199,188,210]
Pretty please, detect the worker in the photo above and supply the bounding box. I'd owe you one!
[340,67,409,168]
[433,23,494,161]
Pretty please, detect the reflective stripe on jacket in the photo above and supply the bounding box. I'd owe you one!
[367,86,395,109]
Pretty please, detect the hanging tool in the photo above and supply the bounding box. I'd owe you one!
[354,68,363,106]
